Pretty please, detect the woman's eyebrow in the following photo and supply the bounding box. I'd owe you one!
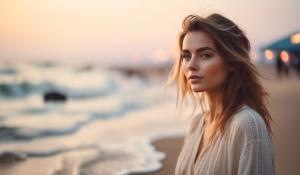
[182,47,215,53]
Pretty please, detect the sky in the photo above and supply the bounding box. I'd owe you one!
[0,0,299,65]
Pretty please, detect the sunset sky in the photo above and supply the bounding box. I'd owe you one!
[0,0,299,65]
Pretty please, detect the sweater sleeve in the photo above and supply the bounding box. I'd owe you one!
[237,139,274,175]
[233,109,275,175]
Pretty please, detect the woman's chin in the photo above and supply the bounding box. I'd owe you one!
[191,86,205,92]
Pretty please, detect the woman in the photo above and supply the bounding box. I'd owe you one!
[167,13,275,175]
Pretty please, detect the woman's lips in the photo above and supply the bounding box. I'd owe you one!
[188,75,204,80]
[189,75,203,84]
[188,75,204,83]
[190,78,203,83]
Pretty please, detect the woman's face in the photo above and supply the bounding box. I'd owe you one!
[181,31,230,93]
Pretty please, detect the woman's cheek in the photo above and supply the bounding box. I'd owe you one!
[203,59,227,82]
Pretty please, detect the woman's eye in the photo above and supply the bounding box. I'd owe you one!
[201,53,212,59]
[182,54,191,61]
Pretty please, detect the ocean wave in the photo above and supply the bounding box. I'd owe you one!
[0,98,185,175]
[0,68,18,75]
[0,63,121,99]
[0,81,65,98]
[0,144,99,166]
[0,80,118,100]
[0,141,164,175]
[0,98,154,142]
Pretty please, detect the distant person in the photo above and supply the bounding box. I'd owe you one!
[297,57,300,76]
[275,54,283,77]
[167,13,274,175]
[276,53,290,78]
[292,53,300,76]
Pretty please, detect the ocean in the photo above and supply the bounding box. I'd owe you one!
[0,61,187,175]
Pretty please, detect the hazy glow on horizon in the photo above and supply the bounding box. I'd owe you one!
[0,0,299,65]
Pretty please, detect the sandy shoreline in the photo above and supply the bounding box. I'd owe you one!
[130,65,300,175]
[130,136,184,175]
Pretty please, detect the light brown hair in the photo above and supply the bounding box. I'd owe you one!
[167,13,273,140]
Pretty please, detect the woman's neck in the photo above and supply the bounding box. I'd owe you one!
[205,88,223,124]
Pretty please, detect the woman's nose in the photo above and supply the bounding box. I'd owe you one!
[187,56,199,71]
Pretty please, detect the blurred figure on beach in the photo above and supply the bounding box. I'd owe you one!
[275,52,290,78]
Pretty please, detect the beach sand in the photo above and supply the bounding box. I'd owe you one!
[131,64,300,175]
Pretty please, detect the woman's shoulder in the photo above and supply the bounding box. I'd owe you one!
[187,112,205,136]
[229,105,271,142]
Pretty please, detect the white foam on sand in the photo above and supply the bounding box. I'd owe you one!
[0,85,195,175]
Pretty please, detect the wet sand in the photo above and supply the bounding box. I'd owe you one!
[130,137,184,175]
[131,65,300,175]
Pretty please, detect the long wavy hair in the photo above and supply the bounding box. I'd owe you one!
[166,13,273,141]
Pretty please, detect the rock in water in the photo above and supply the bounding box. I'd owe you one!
[0,152,27,166]
[43,91,67,102]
